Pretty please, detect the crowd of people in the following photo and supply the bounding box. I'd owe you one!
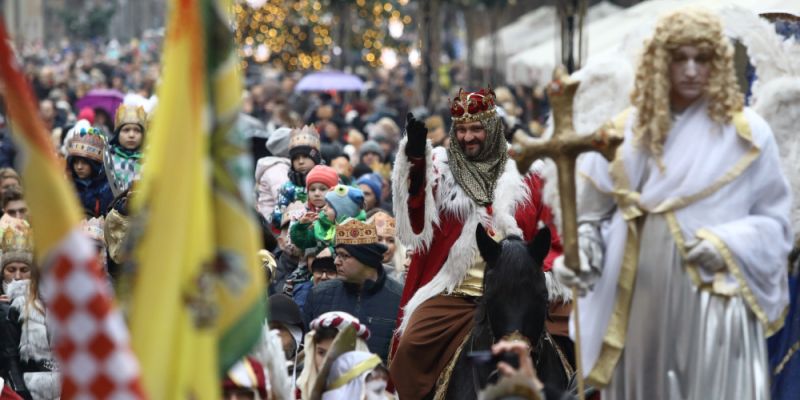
[0,28,556,400]
[0,4,797,400]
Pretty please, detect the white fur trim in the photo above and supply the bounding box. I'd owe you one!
[10,280,56,365]
[545,270,572,304]
[392,137,439,251]
[24,372,60,400]
[397,157,530,334]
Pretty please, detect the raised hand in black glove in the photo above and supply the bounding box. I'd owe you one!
[404,112,428,158]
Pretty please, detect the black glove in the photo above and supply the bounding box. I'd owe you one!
[404,112,428,158]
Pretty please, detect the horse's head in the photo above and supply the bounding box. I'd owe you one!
[476,224,550,347]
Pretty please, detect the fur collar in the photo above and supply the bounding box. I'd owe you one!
[398,151,530,333]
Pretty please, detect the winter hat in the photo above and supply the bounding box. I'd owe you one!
[311,255,336,274]
[334,219,387,270]
[358,140,384,162]
[289,124,321,164]
[222,357,269,400]
[268,294,305,335]
[324,185,364,220]
[355,173,382,202]
[310,311,371,340]
[78,107,96,125]
[266,127,292,158]
[306,165,339,190]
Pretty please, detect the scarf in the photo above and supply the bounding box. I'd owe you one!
[106,144,143,195]
[446,115,508,205]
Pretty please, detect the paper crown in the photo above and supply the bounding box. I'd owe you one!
[449,87,497,123]
[0,215,33,267]
[289,124,321,151]
[80,217,105,244]
[114,104,147,133]
[367,211,395,237]
[68,127,106,162]
[335,219,378,245]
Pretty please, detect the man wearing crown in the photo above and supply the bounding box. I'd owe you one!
[303,219,402,363]
[389,87,563,398]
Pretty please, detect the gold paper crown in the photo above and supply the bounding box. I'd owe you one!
[0,215,33,267]
[114,104,148,133]
[68,127,106,162]
[80,217,105,244]
[289,124,321,151]
[335,219,378,245]
[367,211,395,237]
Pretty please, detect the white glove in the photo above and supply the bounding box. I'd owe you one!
[553,251,596,297]
[578,222,604,273]
[685,239,726,273]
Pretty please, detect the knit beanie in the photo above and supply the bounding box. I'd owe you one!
[337,243,387,270]
[325,185,364,220]
[356,173,382,201]
[268,293,305,335]
[266,127,292,158]
[359,140,384,162]
[306,165,339,190]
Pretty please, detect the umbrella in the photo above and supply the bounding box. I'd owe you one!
[295,70,365,92]
[74,89,125,121]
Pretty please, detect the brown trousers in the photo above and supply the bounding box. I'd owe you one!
[389,295,477,400]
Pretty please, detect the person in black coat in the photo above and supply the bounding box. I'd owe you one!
[302,219,402,362]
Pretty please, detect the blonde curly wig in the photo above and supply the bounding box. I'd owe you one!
[630,7,743,163]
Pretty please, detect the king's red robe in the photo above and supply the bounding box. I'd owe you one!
[389,139,565,398]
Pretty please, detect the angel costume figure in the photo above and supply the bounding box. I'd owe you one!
[556,8,793,399]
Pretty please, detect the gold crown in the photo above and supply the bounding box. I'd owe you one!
[367,211,395,237]
[289,124,321,151]
[335,219,378,245]
[114,104,148,133]
[449,87,497,123]
[68,127,106,162]
[80,217,105,244]
[0,215,33,267]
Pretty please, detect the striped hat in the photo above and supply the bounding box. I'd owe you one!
[310,311,371,340]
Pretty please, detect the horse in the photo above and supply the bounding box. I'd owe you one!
[442,224,574,400]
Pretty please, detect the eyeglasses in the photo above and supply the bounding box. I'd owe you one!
[313,270,336,278]
[335,251,352,261]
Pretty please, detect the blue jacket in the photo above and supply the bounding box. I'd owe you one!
[69,157,114,217]
[303,266,402,362]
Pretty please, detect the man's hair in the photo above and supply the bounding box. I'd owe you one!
[0,167,20,183]
[631,7,743,164]
[2,186,23,209]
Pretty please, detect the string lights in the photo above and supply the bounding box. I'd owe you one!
[234,0,412,70]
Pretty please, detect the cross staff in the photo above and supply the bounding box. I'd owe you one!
[511,65,623,399]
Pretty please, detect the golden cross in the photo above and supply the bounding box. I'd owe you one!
[511,66,623,399]
[512,65,622,271]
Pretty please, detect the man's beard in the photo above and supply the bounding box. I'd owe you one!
[460,139,484,158]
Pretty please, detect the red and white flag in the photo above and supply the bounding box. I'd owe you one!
[0,19,145,399]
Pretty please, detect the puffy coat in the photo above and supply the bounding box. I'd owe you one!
[255,156,290,222]
[302,267,402,363]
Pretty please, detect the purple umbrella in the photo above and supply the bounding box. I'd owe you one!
[75,89,125,121]
[295,70,365,92]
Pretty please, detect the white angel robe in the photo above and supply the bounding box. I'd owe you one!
[575,99,793,399]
